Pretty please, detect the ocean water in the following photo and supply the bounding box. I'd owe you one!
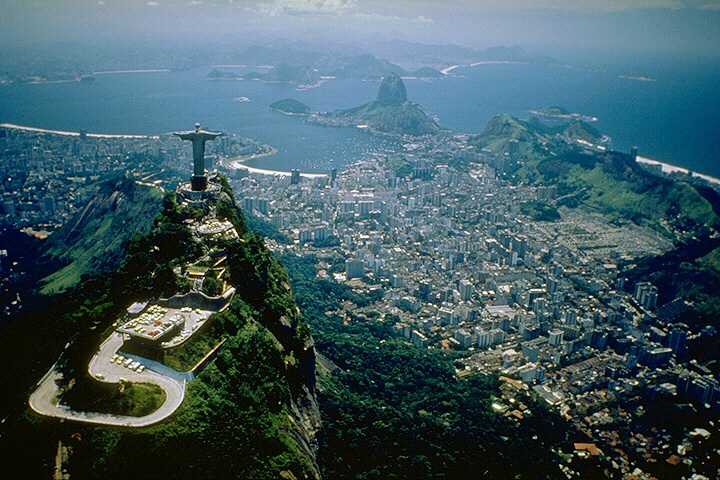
[0,62,718,176]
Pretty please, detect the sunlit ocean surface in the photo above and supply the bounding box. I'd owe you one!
[1,61,718,176]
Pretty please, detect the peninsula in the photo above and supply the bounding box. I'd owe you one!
[310,73,441,137]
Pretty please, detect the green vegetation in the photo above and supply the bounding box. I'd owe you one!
[41,177,164,294]
[44,313,318,479]
[318,73,440,136]
[0,176,319,479]
[281,254,574,479]
[624,236,720,369]
[547,154,720,229]
[537,106,570,116]
[471,114,720,232]
[386,155,414,178]
[520,200,561,221]
[700,246,720,273]
[625,236,720,333]
[270,98,312,115]
[215,63,320,85]
[471,114,553,157]
[201,270,223,296]
[376,72,407,105]
[257,63,319,84]
[62,381,166,417]
[161,319,226,372]
[327,100,440,136]
[246,212,291,243]
[328,54,406,79]
[413,66,444,78]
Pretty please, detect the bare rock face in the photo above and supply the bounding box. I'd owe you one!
[376,73,407,105]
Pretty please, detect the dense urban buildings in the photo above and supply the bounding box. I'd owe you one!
[225,131,718,478]
[2,104,719,477]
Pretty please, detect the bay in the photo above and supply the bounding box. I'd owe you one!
[0,61,718,176]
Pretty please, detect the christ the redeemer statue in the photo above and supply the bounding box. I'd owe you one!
[174,123,223,191]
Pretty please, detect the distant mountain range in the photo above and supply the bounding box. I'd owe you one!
[369,40,556,68]
[209,64,321,86]
[207,41,550,85]
[209,53,444,85]
[270,98,312,115]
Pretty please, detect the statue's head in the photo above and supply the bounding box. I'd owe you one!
[195,123,201,132]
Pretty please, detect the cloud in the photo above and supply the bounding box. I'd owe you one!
[678,0,718,7]
[146,1,160,6]
[258,0,357,16]
[353,12,434,24]
[701,3,720,9]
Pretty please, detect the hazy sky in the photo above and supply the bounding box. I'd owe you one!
[3,0,720,62]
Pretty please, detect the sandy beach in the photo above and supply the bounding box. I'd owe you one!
[441,65,460,75]
[92,69,171,75]
[228,157,328,179]
[637,156,720,186]
[442,61,528,76]
[0,123,159,140]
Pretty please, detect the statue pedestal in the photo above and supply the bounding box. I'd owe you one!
[191,175,208,191]
[177,176,222,204]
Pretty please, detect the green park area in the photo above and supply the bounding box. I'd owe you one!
[61,379,166,417]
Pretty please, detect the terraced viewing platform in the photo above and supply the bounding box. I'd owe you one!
[29,287,235,427]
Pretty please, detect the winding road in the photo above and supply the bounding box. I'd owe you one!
[29,333,186,428]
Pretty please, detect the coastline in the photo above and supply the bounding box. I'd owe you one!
[228,153,328,179]
[92,69,171,75]
[0,123,159,140]
[1,122,327,179]
[636,156,720,186]
[441,60,528,75]
[2,122,716,186]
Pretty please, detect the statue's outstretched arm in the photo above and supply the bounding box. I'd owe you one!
[173,132,194,140]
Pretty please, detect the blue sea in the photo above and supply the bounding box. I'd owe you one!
[0,61,718,177]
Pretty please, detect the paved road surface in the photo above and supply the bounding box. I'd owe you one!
[29,333,186,428]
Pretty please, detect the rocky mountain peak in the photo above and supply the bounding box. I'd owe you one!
[376,72,407,105]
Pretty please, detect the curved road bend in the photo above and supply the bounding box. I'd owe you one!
[29,333,186,428]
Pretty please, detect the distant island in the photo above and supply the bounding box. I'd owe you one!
[410,66,444,78]
[209,64,320,87]
[309,73,441,137]
[370,41,557,68]
[529,106,598,123]
[2,44,554,91]
[208,53,446,89]
[270,98,312,115]
[319,54,443,79]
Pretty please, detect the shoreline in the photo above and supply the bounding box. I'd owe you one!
[92,69,171,75]
[2,122,717,186]
[0,122,327,178]
[441,60,528,75]
[228,154,328,179]
[0,123,159,139]
[636,156,720,186]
